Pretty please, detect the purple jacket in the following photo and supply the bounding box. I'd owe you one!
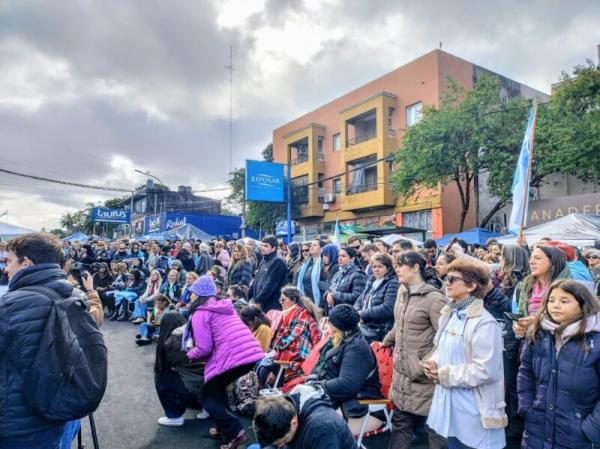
[187,298,263,383]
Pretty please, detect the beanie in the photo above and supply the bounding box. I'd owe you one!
[191,275,217,297]
[329,304,360,332]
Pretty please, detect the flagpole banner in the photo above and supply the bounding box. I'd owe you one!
[508,104,537,235]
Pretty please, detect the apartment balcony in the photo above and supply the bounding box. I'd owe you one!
[285,123,326,179]
[342,184,395,211]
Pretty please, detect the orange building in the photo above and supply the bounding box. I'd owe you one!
[272,49,545,240]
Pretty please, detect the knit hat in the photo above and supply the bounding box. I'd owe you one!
[191,275,217,297]
[329,304,360,332]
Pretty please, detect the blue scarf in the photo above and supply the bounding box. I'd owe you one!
[296,256,322,307]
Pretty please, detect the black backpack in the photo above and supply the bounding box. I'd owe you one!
[22,286,108,421]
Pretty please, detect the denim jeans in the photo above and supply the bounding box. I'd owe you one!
[60,420,81,449]
[0,425,65,449]
[140,323,159,338]
[447,437,475,449]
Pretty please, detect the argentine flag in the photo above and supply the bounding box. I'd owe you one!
[508,101,538,235]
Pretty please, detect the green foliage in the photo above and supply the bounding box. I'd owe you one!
[261,143,274,162]
[48,228,67,238]
[135,182,169,191]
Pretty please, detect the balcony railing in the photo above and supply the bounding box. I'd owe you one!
[346,183,378,195]
[346,129,376,147]
[317,152,325,161]
[291,154,309,165]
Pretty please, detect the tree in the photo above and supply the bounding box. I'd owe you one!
[48,228,67,238]
[392,75,529,231]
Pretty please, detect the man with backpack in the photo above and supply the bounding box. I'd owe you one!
[0,233,107,449]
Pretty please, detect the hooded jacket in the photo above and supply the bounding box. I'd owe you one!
[518,313,600,449]
[285,386,356,449]
[187,297,263,383]
[354,272,399,340]
[329,264,367,307]
[0,264,75,437]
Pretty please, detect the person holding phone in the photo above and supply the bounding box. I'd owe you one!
[424,258,506,449]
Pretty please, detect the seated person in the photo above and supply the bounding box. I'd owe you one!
[104,262,128,316]
[240,305,272,352]
[159,269,182,305]
[132,269,162,324]
[228,284,249,315]
[136,294,170,345]
[111,269,146,321]
[92,262,113,312]
[251,386,356,449]
[154,312,207,426]
[310,304,384,435]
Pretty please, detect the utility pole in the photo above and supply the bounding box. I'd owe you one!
[226,45,234,176]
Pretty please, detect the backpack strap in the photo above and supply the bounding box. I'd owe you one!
[21,285,86,312]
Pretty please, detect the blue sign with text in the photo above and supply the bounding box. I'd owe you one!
[92,208,131,224]
[245,160,285,202]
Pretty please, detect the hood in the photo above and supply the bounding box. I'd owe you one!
[568,261,594,282]
[483,287,509,310]
[199,296,235,315]
[8,263,74,298]
[411,282,442,296]
[286,384,330,421]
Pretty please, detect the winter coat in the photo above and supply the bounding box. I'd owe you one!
[187,297,263,383]
[518,322,600,449]
[0,264,76,437]
[568,260,596,295]
[163,326,205,400]
[250,252,286,311]
[382,283,446,416]
[227,260,253,288]
[329,264,367,307]
[354,272,399,341]
[430,299,507,429]
[285,387,356,449]
[320,331,382,413]
[196,253,214,276]
[159,282,182,304]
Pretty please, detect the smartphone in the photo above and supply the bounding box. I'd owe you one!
[504,311,525,321]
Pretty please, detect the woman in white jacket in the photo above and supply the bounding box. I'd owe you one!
[423,258,507,449]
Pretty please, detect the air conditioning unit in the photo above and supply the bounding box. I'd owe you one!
[324,193,335,203]
[322,203,331,210]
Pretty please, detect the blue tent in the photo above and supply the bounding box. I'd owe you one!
[436,227,503,247]
[64,231,89,243]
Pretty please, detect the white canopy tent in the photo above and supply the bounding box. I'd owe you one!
[497,214,600,247]
[0,222,35,241]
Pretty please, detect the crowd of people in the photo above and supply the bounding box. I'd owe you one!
[2,230,600,449]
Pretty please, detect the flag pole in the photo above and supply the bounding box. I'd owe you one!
[518,97,538,237]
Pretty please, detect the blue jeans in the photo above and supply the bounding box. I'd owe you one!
[140,323,158,338]
[133,299,151,319]
[0,425,65,449]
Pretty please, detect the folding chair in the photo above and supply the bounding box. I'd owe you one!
[355,342,394,449]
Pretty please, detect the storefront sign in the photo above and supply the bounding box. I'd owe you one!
[245,160,285,202]
[518,192,600,226]
[92,208,131,224]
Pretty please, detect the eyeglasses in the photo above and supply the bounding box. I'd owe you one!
[445,275,467,285]
[302,249,309,253]
[349,245,360,250]
[587,255,599,260]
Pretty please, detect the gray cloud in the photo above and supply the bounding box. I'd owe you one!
[0,0,599,229]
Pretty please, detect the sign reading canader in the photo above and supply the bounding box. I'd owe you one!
[91,208,131,224]
[245,160,285,202]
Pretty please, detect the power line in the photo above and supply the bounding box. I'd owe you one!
[0,168,134,192]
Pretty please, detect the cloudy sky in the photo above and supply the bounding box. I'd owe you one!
[1,0,599,230]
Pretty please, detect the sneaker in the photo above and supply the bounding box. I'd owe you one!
[158,416,184,427]
[196,409,210,420]
[132,318,145,324]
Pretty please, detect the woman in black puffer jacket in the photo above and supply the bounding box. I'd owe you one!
[354,253,399,343]
[324,247,367,316]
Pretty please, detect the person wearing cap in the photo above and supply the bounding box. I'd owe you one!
[309,304,383,435]
[184,275,263,449]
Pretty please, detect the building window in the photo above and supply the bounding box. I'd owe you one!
[135,199,146,213]
[292,175,309,204]
[406,102,422,127]
[403,210,432,231]
[347,155,377,194]
[317,174,325,203]
[333,178,341,195]
[332,133,340,152]
[317,136,324,161]
[346,109,377,147]
[387,107,395,137]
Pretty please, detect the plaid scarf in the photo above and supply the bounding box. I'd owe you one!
[451,296,477,312]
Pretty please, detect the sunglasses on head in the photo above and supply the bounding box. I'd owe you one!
[445,275,467,285]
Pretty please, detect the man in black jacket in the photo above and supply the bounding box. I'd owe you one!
[250,235,286,311]
[253,386,355,449]
[0,233,73,448]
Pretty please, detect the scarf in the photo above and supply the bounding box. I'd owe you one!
[329,262,355,293]
[540,312,600,353]
[296,257,322,307]
[450,296,477,312]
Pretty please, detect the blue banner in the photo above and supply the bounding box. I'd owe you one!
[92,208,131,224]
[245,160,285,202]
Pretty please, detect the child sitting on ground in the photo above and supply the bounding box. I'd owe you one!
[136,294,170,345]
[228,284,249,315]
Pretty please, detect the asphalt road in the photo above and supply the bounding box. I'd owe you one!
[76,320,436,449]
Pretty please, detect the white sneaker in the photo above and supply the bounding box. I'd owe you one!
[196,409,210,420]
[158,416,185,427]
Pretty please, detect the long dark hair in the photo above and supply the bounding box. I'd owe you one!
[280,285,321,323]
[188,295,213,317]
[240,305,271,330]
[154,312,187,376]
[528,279,600,350]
